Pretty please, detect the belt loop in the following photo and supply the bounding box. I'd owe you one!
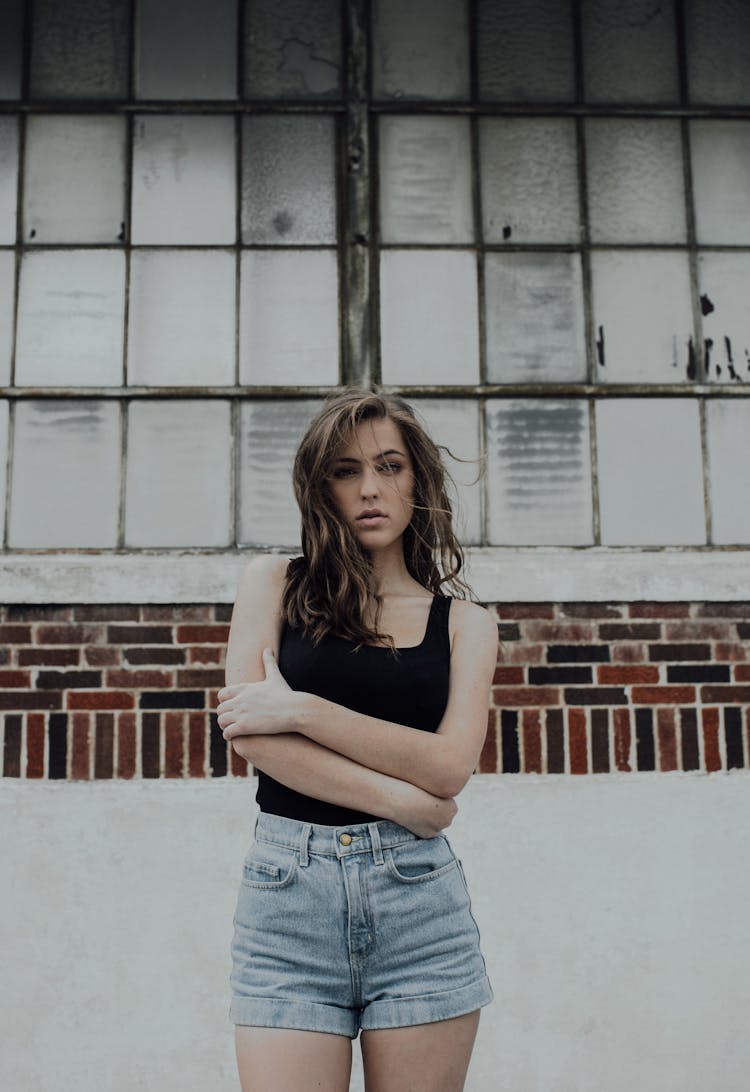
[299,823,312,867]
[368,822,384,865]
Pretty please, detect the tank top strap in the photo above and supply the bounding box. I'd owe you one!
[422,594,451,655]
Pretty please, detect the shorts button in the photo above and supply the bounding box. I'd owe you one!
[339,833,352,846]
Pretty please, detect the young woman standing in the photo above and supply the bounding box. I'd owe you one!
[217,390,498,1092]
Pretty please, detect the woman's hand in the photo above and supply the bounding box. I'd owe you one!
[217,648,304,739]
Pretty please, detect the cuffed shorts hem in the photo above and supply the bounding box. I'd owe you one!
[230,996,358,1038]
[359,975,494,1031]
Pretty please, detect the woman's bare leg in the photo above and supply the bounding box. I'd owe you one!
[235,1026,352,1092]
[361,1011,480,1092]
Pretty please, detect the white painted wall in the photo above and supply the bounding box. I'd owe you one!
[2,774,748,1092]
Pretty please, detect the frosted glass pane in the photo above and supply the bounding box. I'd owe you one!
[379,117,473,244]
[0,0,23,99]
[131,115,236,245]
[380,251,479,385]
[125,401,232,547]
[0,116,19,245]
[685,0,750,105]
[16,251,125,386]
[486,399,593,545]
[9,401,120,547]
[30,0,129,99]
[244,0,342,100]
[23,115,127,244]
[691,121,750,245]
[596,399,705,545]
[0,251,15,385]
[372,0,470,101]
[477,0,575,102]
[128,251,235,386]
[413,399,481,546]
[242,116,336,245]
[0,401,7,542]
[480,118,580,245]
[586,119,686,243]
[239,251,339,386]
[485,253,586,383]
[706,401,750,543]
[698,253,750,384]
[136,0,237,99]
[581,0,679,103]
[590,252,694,384]
[238,400,322,546]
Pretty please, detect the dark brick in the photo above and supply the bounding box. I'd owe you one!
[209,713,227,777]
[108,625,174,644]
[498,623,520,641]
[177,669,225,688]
[0,691,61,711]
[591,709,610,773]
[123,647,186,665]
[48,713,68,779]
[529,666,592,685]
[548,645,610,663]
[18,648,80,667]
[3,714,22,777]
[140,691,204,710]
[560,603,623,619]
[697,603,750,619]
[701,685,750,704]
[725,708,744,769]
[599,623,661,640]
[546,708,565,773]
[667,665,730,683]
[635,708,655,771]
[214,604,233,622]
[648,643,710,662]
[142,712,160,778]
[737,623,750,640]
[94,713,114,779]
[500,710,520,773]
[6,606,72,622]
[680,708,699,771]
[0,625,32,643]
[142,605,212,623]
[37,670,102,689]
[73,605,140,622]
[564,687,627,706]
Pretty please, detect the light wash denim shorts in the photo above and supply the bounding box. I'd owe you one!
[229,812,493,1038]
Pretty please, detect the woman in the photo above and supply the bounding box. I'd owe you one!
[217,390,498,1092]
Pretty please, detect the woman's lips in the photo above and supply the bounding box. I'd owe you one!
[356,514,387,528]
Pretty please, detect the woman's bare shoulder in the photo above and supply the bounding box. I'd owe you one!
[448,598,498,647]
[238,553,294,590]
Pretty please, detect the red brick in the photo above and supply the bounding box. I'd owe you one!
[84,645,121,667]
[560,603,623,619]
[6,606,72,622]
[497,643,544,666]
[629,603,690,618]
[613,708,632,772]
[568,708,588,774]
[664,621,731,641]
[72,712,91,779]
[631,686,696,704]
[188,712,206,777]
[697,602,750,618]
[175,624,230,644]
[0,625,32,643]
[117,712,136,779]
[73,605,140,622]
[37,624,103,644]
[715,643,748,663]
[18,648,80,667]
[492,686,560,707]
[735,665,750,681]
[67,691,136,711]
[492,666,524,685]
[597,665,660,684]
[700,685,750,704]
[478,709,497,773]
[657,708,678,772]
[522,709,542,773]
[611,643,647,664]
[123,647,186,665]
[0,670,31,687]
[142,605,212,623]
[108,624,173,644]
[94,712,114,779]
[524,621,594,642]
[494,604,555,620]
[105,669,174,689]
[164,711,184,777]
[189,646,223,665]
[648,643,710,662]
[177,669,225,688]
[702,708,721,772]
[26,713,46,778]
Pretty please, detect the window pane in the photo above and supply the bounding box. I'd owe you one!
[486,399,593,545]
[596,399,705,545]
[380,251,479,385]
[244,0,342,100]
[0,251,14,386]
[127,251,235,386]
[706,400,750,543]
[480,118,580,245]
[581,0,679,103]
[379,116,473,243]
[0,116,19,245]
[136,0,237,99]
[691,121,750,245]
[30,0,129,99]
[586,118,686,243]
[9,401,120,547]
[698,253,750,383]
[485,253,587,383]
[15,250,125,386]
[242,115,337,245]
[238,399,322,546]
[372,0,470,101]
[23,115,127,244]
[0,0,23,100]
[0,400,7,542]
[685,0,750,105]
[125,401,232,547]
[239,251,339,386]
[590,252,694,383]
[413,399,481,546]
[131,115,236,244]
[477,0,575,102]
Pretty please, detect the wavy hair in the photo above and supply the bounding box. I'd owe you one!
[281,389,476,649]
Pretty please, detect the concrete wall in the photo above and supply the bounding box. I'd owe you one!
[2,773,748,1091]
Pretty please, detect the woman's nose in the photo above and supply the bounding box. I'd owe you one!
[360,466,380,496]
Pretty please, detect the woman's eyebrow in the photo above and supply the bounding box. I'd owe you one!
[334,448,406,463]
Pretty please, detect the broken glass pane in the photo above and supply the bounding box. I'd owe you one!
[0,250,14,385]
[131,114,236,244]
[0,0,23,99]
[23,115,127,244]
[581,0,679,103]
[239,250,339,386]
[15,250,126,386]
[596,399,705,545]
[380,250,479,385]
[697,253,750,384]
[586,118,686,243]
[9,400,120,547]
[0,116,19,245]
[485,253,587,383]
[242,115,337,245]
[590,251,694,383]
[125,400,232,546]
[486,399,593,545]
[244,0,342,100]
[127,250,235,386]
[379,116,473,243]
[30,0,129,100]
[685,0,750,105]
[480,118,580,244]
[706,400,750,543]
[691,120,750,245]
[477,0,575,102]
[136,0,237,99]
[372,0,470,101]
[413,398,481,545]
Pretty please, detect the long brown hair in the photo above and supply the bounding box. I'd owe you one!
[282,389,475,648]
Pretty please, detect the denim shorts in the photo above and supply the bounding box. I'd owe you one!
[229,812,493,1038]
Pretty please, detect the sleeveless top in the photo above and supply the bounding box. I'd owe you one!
[256,595,452,826]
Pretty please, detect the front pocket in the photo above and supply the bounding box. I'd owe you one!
[240,842,298,889]
[385,836,459,884]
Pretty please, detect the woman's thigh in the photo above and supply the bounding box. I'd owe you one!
[360,1010,481,1092]
[235,1026,352,1092]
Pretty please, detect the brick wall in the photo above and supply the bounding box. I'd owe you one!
[2,602,749,780]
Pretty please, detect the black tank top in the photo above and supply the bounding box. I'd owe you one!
[256,595,452,826]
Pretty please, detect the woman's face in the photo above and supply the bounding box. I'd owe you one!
[327,417,415,551]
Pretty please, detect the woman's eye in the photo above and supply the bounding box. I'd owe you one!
[379,463,401,474]
[332,468,356,479]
